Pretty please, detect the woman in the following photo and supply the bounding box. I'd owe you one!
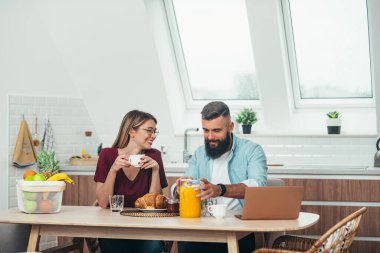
[94,110,168,253]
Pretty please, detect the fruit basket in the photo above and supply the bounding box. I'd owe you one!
[16,180,66,214]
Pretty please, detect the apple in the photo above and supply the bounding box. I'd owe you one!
[23,199,37,213]
[24,175,34,181]
[33,173,46,181]
[23,191,37,201]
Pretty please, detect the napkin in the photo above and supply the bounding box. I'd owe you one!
[12,119,37,168]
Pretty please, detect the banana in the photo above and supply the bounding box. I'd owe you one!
[47,173,75,184]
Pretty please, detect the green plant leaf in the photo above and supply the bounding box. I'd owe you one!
[36,150,60,174]
[326,111,341,119]
[235,108,258,125]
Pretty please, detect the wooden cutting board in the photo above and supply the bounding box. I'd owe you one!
[70,157,98,166]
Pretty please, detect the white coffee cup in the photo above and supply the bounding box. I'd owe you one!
[207,204,227,219]
[129,154,144,167]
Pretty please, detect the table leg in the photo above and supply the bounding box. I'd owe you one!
[170,241,178,253]
[227,232,239,253]
[28,224,40,252]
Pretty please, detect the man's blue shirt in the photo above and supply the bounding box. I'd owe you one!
[185,134,268,206]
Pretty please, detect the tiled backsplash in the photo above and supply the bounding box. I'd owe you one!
[8,95,99,207]
[8,95,99,250]
[157,134,376,166]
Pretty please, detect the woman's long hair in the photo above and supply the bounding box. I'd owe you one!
[112,110,157,148]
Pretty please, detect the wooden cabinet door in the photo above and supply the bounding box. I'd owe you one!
[62,175,96,206]
[62,175,79,206]
[78,175,97,206]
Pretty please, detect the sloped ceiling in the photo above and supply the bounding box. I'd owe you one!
[34,0,173,145]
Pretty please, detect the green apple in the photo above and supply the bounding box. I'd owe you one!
[33,173,46,181]
[25,175,34,181]
[23,199,37,213]
[23,191,37,200]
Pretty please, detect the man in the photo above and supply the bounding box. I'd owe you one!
[174,101,268,253]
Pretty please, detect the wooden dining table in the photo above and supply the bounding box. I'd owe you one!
[0,206,319,253]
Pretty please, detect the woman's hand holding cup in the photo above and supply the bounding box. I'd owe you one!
[139,155,159,171]
[111,154,131,172]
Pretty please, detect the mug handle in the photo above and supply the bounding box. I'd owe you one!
[207,205,213,214]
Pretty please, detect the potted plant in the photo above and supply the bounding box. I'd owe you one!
[326,111,342,134]
[235,108,258,134]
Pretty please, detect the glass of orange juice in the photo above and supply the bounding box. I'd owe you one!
[179,179,201,218]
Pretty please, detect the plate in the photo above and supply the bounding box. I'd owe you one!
[138,208,167,213]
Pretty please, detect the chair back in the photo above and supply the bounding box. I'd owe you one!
[0,224,31,252]
[307,207,367,253]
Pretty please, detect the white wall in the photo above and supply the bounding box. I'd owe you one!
[0,0,174,211]
[0,0,81,211]
[34,0,173,143]
[368,0,380,134]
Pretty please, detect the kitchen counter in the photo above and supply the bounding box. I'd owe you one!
[60,163,380,179]
[61,165,95,175]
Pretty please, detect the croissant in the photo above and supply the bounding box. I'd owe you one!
[135,193,167,209]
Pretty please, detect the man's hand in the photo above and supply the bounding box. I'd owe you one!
[197,178,221,200]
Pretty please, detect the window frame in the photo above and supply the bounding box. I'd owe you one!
[162,0,261,109]
[146,0,379,135]
[281,0,376,109]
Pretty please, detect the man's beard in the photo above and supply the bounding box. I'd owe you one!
[205,133,232,159]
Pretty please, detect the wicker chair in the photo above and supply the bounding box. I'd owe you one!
[254,207,367,253]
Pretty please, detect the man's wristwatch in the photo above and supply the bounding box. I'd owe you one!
[217,184,227,196]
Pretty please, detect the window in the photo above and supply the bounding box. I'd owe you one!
[283,0,373,104]
[165,0,259,102]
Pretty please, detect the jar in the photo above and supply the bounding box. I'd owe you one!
[82,131,95,158]
[167,199,179,213]
[179,179,201,218]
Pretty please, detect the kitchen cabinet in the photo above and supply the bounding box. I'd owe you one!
[166,176,380,253]
[62,175,97,206]
[284,178,380,253]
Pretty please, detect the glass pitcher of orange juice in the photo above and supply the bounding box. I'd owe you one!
[179,179,201,218]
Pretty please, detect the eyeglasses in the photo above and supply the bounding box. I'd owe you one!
[140,128,159,136]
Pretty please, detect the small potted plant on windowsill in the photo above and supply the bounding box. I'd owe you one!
[326,111,342,134]
[235,108,258,134]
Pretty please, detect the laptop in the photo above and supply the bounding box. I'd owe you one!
[235,186,304,220]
